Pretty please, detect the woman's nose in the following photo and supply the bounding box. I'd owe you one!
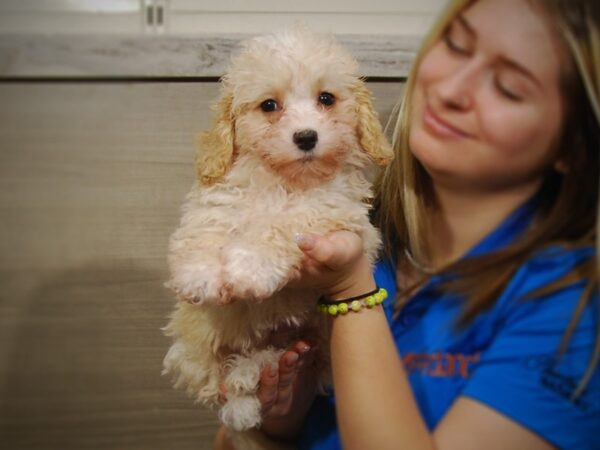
[433,62,480,111]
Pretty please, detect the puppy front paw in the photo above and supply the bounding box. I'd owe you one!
[222,244,290,302]
[167,258,228,304]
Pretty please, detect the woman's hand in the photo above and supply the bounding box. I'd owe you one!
[258,340,317,439]
[294,230,376,300]
[216,339,317,442]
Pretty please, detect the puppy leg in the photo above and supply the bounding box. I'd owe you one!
[222,240,300,302]
[162,339,222,408]
[220,348,285,431]
[167,229,236,303]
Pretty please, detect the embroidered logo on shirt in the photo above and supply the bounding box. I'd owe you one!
[524,355,597,412]
[403,352,481,378]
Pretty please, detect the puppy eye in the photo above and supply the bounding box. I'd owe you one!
[260,99,279,112]
[318,92,335,106]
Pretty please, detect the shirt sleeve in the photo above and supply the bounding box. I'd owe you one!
[461,257,600,450]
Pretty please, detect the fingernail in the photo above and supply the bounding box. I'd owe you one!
[299,344,311,354]
[294,233,315,250]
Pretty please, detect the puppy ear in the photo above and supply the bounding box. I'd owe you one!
[354,81,394,166]
[195,92,236,185]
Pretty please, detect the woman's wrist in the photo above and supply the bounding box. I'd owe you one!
[323,254,376,301]
[318,287,388,317]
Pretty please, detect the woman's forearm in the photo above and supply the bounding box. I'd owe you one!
[329,300,435,450]
[296,234,435,448]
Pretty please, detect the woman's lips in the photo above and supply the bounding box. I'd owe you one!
[423,105,472,139]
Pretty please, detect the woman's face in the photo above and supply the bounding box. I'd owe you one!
[410,0,567,193]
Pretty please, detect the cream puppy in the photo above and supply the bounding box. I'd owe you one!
[163,27,393,432]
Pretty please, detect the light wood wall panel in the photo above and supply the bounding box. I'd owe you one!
[0,34,420,79]
[0,80,403,449]
[0,0,446,35]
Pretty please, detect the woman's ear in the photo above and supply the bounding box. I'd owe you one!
[354,81,394,166]
[195,92,236,186]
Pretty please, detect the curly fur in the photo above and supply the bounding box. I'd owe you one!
[163,26,393,437]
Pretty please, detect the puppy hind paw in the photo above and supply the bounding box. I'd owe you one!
[223,359,261,396]
[219,396,262,431]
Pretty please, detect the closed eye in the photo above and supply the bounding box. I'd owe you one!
[443,15,474,57]
[444,33,470,56]
[495,79,523,102]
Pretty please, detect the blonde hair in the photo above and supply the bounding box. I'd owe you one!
[377,0,473,264]
[375,0,600,398]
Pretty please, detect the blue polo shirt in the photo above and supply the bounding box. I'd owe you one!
[299,199,600,450]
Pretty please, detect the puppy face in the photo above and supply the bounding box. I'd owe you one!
[233,64,361,188]
[196,28,393,187]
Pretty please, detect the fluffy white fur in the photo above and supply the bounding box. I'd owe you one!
[163,26,393,435]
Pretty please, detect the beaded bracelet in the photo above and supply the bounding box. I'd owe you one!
[317,287,388,316]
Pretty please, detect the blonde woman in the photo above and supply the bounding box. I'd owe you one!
[215,0,600,448]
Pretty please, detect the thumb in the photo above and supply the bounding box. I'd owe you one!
[295,231,362,269]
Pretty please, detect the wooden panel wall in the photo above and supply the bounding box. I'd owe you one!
[0,0,446,35]
[0,80,403,449]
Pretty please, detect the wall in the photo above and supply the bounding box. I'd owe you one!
[0,1,430,448]
[0,0,446,35]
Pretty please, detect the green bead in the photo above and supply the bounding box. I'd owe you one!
[320,304,328,314]
[338,302,349,314]
[350,300,361,312]
[365,296,376,308]
[328,304,339,316]
[380,288,388,299]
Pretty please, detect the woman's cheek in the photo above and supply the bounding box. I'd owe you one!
[414,47,447,98]
[479,103,537,157]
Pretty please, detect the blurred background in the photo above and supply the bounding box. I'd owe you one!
[0,1,444,449]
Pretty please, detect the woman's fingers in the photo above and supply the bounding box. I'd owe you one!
[257,364,279,413]
[297,231,363,270]
[217,341,315,418]
[257,341,313,418]
[294,231,372,297]
[218,383,228,405]
[272,352,299,414]
[293,340,312,362]
[296,231,366,289]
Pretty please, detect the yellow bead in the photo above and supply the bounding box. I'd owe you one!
[328,304,339,316]
[351,300,361,312]
[320,304,328,314]
[338,302,349,314]
[365,296,376,308]
[374,293,383,304]
[380,288,388,299]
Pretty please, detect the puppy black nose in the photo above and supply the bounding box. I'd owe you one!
[293,129,318,151]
